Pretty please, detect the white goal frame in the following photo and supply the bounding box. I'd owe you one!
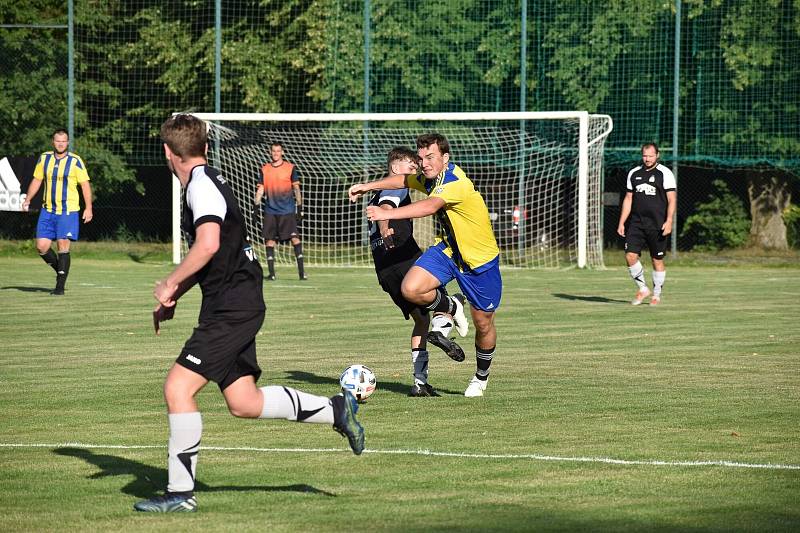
[173,112,613,268]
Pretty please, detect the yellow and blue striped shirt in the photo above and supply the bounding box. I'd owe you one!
[408,162,499,272]
[32,151,90,214]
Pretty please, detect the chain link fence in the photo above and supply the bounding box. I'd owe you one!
[2,1,798,250]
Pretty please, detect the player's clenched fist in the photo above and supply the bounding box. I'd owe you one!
[365,205,389,222]
[348,183,369,202]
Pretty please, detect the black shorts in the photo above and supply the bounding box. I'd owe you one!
[263,213,299,243]
[376,253,425,320]
[177,310,265,390]
[625,223,668,260]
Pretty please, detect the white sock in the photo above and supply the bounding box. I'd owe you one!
[167,412,202,493]
[430,314,453,337]
[259,386,334,424]
[628,261,647,290]
[652,270,666,297]
[412,348,429,385]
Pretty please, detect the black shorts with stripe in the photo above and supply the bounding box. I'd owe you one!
[376,252,425,320]
[263,213,298,242]
[177,309,265,390]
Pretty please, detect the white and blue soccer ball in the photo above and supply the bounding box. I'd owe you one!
[339,364,377,402]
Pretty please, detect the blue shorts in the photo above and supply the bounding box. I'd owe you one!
[36,210,80,241]
[415,243,502,312]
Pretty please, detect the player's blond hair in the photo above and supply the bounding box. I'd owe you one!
[161,114,207,158]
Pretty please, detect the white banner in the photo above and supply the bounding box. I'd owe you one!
[0,157,25,211]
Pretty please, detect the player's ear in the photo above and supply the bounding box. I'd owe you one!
[204,143,209,156]
[163,143,172,159]
[442,152,450,165]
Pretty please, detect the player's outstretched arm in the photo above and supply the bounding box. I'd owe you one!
[348,174,408,202]
[367,196,445,222]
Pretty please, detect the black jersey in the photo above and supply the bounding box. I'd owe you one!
[182,165,265,315]
[625,163,676,229]
[367,189,422,273]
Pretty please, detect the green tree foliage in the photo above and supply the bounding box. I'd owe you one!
[680,179,751,250]
[784,204,800,248]
[0,0,134,196]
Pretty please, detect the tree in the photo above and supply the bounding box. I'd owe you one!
[713,0,799,249]
[0,1,135,197]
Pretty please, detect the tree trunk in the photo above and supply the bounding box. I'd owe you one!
[747,173,790,249]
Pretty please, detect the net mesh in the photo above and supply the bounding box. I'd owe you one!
[194,115,611,269]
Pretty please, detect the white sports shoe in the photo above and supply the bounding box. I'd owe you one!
[464,376,487,397]
[631,287,651,306]
[451,294,469,337]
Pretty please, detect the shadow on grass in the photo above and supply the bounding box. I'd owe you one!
[283,369,462,397]
[1,285,52,293]
[53,447,335,498]
[552,292,629,304]
[127,251,166,264]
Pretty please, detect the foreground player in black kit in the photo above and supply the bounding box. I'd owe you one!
[134,114,364,513]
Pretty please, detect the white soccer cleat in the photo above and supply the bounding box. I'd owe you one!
[464,376,487,397]
[649,295,661,306]
[451,294,469,337]
[631,287,651,306]
[430,313,454,338]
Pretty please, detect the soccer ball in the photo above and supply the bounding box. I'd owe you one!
[339,364,377,402]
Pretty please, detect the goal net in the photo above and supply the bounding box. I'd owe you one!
[174,112,612,269]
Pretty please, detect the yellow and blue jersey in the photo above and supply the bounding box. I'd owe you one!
[32,151,90,215]
[408,162,499,272]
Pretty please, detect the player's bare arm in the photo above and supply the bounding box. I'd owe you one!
[21,179,42,211]
[153,275,197,334]
[377,205,395,248]
[662,190,677,236]
[80,181,93,223]
[293,182,303,206]
[154,221,220,307]
[254,184,264,205]
[617,192,633,237]
[367,196,445,222]
[348,174,409,202]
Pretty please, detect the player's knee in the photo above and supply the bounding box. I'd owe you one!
[401,285,425,305]
[472,311,495,335]
[36,242,51,254]
[163,382,195,413]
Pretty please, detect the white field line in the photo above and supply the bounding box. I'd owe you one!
[1,442,798,471]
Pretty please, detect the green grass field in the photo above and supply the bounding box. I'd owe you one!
[1,247,798,532]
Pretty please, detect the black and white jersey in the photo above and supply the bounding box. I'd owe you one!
[626,163,676,229]
[182,165,265,315]
[367,189,421,273]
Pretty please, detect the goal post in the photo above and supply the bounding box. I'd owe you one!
[173,112,613,268]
